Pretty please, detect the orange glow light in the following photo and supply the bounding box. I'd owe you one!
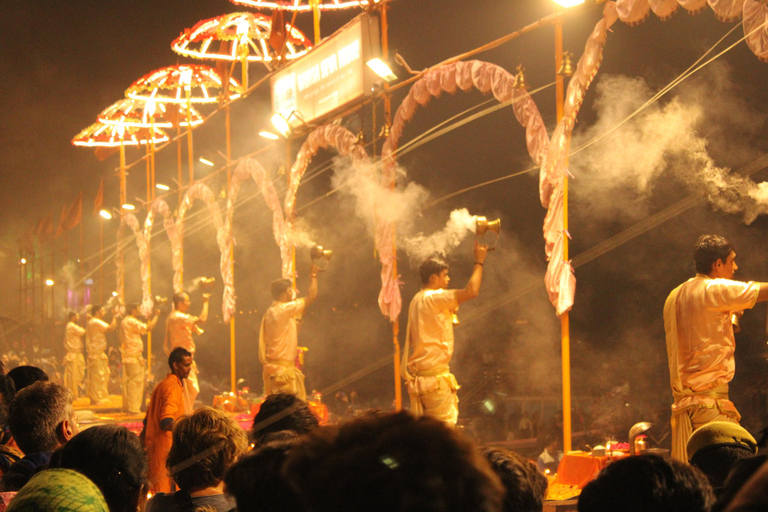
[126,64,242,105]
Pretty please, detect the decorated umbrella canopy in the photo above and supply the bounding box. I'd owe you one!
[97,98,205,129]
[126,64,243,185]
[126,64,243,105]
[172,12,312,86]
[230,0,381,12]
[230,0,382,44]
[72,122,168,148]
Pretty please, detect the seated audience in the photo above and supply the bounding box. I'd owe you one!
[251,393,319,445]
[577,454,715,512]
[687,421,757,493]
[52,425,148,512]
[3,382,77,491]
[283,410,504,512]
[484,447,548,512]
[6,468,108,512]
[536,434,562,474]
[6,366,47,393]
[146,407,247,512]
[225,438,304,512]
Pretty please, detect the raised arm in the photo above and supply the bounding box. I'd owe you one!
[147,310,161,331]
[106,315,119,333]
[197,293,210,324]
[457,244,488,305]
[304,263,320,308]
[757,283,768,303]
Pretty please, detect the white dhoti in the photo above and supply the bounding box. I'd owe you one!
[262,360,307,400]
[87,354,110,403]
[63,352,85,398]
[122,359,145,413]
[670,385,740,461]
[404,364,459,426]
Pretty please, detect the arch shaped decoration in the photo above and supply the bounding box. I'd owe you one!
[175,183,229,309]
[223,158,286,322]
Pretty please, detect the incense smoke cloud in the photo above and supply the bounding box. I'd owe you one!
[330,158,430,235]
[570,66,768,225]
[285,217,317,249]
[401,208,476,263]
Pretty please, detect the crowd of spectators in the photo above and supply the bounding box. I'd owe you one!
[0,358,767,512]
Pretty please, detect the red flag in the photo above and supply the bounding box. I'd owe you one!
[94,179,104,215]
[55,193,83,238]
[268,9,287,59]
[36,213,53,244]
[94,146,119,161]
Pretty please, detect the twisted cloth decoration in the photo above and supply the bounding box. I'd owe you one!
[380,60,549,320]
[140,199,178,315]
[224,158,285,322]
[614,0,768,61]
[282,124,372,280]
[175,183,228,312]
[115,213,142,306]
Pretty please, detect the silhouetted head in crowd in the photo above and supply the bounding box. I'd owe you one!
[687,421,757,491]
[0,375,16,409]
[8,381,77,454]
[577,454,714,512]
[283,411,504,512]
[484,448,548,512]
[166,407,248,492]
[225,438,304,512]
[712,454,767,512]
[7,365,48,392]
[54,425,148,512]
[251,394,319,444]
[419,257,449,285]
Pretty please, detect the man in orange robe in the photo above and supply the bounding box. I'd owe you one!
[145,347,193,494]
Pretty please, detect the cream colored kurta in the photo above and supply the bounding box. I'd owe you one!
[165,310,201,410]
[63,321,86,398]
[259,299,306,399]
[401,288,460,425]
[86,318,110,403]
[119,316,147,413]
[664,274,759,460]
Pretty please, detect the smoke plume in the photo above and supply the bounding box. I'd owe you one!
[401,208,476,263]
[570,65,768,225]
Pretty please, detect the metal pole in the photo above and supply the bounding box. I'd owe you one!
[555,20,572,454]
[119,144,127,301]
[226,101,236,395]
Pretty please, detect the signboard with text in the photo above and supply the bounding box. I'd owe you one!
[271,13,381,131]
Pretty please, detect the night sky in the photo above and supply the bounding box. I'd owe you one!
[2,0,768,434]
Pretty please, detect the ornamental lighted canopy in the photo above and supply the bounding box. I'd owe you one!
[98,98,205,129]
[71,122,169,147]
[172,12,312,65]
[126,64,243,104]
[229,0,381,11]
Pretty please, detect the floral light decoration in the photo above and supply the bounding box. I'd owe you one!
[97,98,205,129]
[71,122,169,147]
[229,0,381,12]
[125,64,243,104]
[172,12,312,66]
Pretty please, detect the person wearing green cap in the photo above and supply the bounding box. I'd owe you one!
[7,469,108,512]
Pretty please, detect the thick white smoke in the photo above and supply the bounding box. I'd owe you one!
[330,158,431,236]
[570,66,768,225]
[401,208,476,263]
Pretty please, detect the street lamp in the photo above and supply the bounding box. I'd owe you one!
[366,58,398,83]
[99,209,112,220]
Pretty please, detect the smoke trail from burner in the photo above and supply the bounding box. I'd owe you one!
[401,208,476,263]
[570,67,768,225]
